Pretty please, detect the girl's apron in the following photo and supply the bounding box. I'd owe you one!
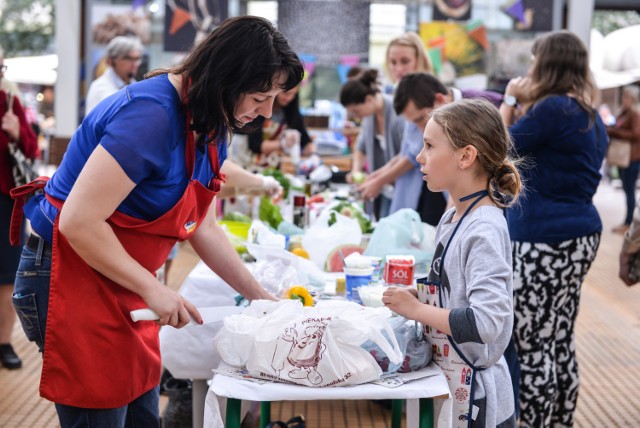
[416,190,488,427]
[10,94,224,408]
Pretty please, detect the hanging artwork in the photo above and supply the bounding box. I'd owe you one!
[420,21,488,79]
[433,0,472,22]
[164,0,228,52]
[501,0,554,32]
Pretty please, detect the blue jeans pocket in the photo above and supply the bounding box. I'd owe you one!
[12,292,45,352]
[13,245,51,353]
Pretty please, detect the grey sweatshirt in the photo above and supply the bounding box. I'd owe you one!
[427,205,515,427]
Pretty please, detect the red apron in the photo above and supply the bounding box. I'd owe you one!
[11,95,224,408]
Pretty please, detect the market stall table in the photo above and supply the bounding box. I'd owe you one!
[205,363,450,428]
[160,257,447,427]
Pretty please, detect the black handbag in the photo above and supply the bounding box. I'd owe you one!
[5,92,37,186]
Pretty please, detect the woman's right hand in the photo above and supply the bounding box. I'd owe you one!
[142,285,200,328]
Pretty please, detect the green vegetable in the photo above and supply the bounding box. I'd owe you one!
[262,168,291,199]
[221,211,252,224]
[259,197,284,230]
[328,202,374,234]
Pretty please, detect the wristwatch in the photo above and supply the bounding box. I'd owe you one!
[503,94,517,107]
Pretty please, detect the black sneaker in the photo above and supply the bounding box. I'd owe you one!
[0,344,22,369]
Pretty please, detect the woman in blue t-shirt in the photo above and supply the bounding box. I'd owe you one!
[500,31,607,427]
[10,16,303,427]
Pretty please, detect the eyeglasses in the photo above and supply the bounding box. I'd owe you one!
[122,55,142,64]
[0,65,7,73]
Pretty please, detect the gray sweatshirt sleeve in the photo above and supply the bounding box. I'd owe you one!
[448,215,513,345]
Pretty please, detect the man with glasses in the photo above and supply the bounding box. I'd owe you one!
[85,36,143,113]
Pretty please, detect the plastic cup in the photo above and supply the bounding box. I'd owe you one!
[344,266,373,304]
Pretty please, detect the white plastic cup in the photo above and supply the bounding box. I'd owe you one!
[344,266,373,304]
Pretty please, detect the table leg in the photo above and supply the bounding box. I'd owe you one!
[192,379,208,428]
[260,401,271,428]
[419,398,435,428]
[226,398,242,428]
[391,399,403,428]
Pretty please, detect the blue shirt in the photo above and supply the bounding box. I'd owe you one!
[26,74,227,243]
[506,95,607,243]
[390,122,423,213]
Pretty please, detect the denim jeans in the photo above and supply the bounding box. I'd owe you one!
[12,243,51,353]
[55,387,160,428]
[12,237,161,427]
[619,161,640,225]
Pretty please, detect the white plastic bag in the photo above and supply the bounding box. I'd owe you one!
[215,299,402,387]
[302,209,362,269]
[364,208,436,272]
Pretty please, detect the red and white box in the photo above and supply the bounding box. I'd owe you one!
[383,255,415,286]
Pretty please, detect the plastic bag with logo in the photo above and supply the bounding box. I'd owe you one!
[215,299,403,387]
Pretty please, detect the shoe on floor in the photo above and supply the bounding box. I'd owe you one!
[0,344,22,369]
[612,224,630,235]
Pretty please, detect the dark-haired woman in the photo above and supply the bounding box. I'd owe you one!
[10,16,303,427]
[340,68,403,219]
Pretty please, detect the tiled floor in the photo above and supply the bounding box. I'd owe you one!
[1,180,639,427]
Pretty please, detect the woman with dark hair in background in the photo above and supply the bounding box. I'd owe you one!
[10,16,302,427]
[500,30,607,427]
[247,84,315,161]
[340,68,403,220]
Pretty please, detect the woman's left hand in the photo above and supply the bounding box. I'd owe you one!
[261,175,283,199]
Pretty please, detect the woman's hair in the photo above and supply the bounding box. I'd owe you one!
[623,85,640,106]
[385,32,432,82]
[106,36,143,60]
[147,16,303,141]
[339,68,380,107]
[528,30,595,116]
[431,99,523,207]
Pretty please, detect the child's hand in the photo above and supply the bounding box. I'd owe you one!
[382,286,421,320]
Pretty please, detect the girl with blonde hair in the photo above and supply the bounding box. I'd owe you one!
[384,98,520,427]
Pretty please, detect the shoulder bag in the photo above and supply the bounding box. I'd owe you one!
[606,137,631,168]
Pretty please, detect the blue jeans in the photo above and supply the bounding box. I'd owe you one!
[12,236,161,427]
[619,161,640,225]
[55,387,160,428]
[12,243,51,353]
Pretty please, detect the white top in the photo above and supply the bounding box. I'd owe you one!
[85,67,133,114]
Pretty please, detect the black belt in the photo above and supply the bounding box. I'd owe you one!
[25,233,52,258]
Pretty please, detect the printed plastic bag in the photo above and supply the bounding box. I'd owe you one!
[215,300,403,387]
[362,317,431,375]
[364,208,436,272]
[302,209,362,269]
